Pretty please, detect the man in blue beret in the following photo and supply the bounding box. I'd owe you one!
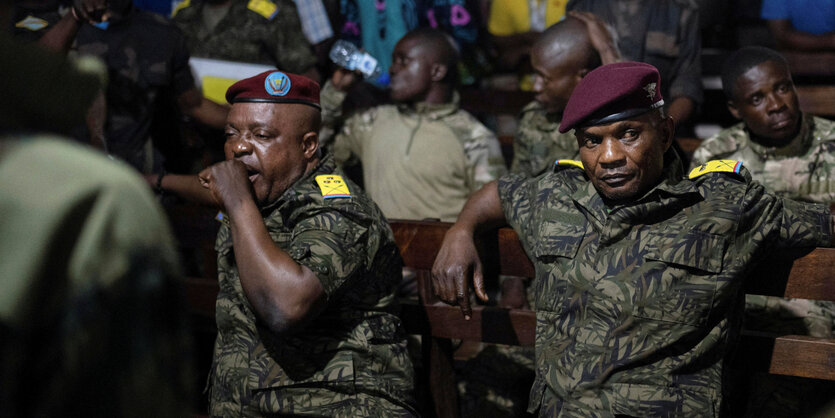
[431,62,835,416]
[156,70,416,416]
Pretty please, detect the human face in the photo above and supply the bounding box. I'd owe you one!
[389,36,433,103]
[224,103,312,207]
[531,48,583,114]
[575,112,673,202]
[728,60,801,145]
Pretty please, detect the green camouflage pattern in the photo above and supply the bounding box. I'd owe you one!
[209,154,416,417]
[566,0,703,105]
[692,115,835,416]
[497,157,832,416]
[692,115,835,337]
[75,10,196,172]
[510,101,579,178]
[173,0,316,72]
[320,81,506,221]
[692,115,835,204]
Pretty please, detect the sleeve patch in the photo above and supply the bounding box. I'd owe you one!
[170,0,190,17]
[688,159,743,179]
[555,159,585,170]
[315,175,351,199]
[247,0,278,20]
[15,16,49,31]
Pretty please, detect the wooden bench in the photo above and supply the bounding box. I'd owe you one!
[175,206,835,417]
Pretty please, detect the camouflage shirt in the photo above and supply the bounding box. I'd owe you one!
[173,0,316,72]
[566,0,703,105]
[692,115,835,204]
[209,154,416,417]
[75,10,196,172]
[510,101,579,178]
[320,81,507,222]
[498,160,832,416]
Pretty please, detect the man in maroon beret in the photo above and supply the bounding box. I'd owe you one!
[431,62,835,416]
[156,70,417,416]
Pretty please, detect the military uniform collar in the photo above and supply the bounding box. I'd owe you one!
[259,153,335,214]
[569,150,698,224]
[397,91,460,120]
[522,100,563,132]
[747,113,813,159]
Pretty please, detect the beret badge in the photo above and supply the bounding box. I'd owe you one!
[265,72,291,96]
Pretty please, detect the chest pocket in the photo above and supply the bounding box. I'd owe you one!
[530,218,585,313]
[635,230,726,327]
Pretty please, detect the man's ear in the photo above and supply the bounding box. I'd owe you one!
[430,63,448,82]
[661,116,675,152]
[727,99,741,120]
[301,131,319,158]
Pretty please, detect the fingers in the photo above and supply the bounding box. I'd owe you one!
[473,263,489,302]
[455,274,472,320]
[198,168,212,189]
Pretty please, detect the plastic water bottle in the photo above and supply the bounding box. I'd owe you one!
[329,40,383,81]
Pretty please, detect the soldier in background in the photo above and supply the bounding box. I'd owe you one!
[691,45,835,416]
[432,62,834,416]
[172,0,319,82]
[320,27,506,223]
[37,0,229,173]
[510,12,620,178]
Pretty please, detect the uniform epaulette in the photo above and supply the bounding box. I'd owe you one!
[170,0,190,17]
[247,0,278,20]
[688,159,743,180]
[315,175,351,199]
[554,159,584,170]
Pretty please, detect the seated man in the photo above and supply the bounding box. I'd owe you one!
[320,27,506,222]
[511,13,621,178]
[173,71,415,416]
[432,62,834,416]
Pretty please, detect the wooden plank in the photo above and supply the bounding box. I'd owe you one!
[401,300,536,346]
[745,247,835,301]
[796,85,835,118]
[782,51,835,77]
[770,335,835,380]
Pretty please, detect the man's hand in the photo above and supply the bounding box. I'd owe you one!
[73,0,108,24]
[331,67,362,92]
[198,160,254,213]
[569,10,622,64]
[431,225,490,320]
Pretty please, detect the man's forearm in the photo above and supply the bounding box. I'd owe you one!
[146,174,216,206]
[454,181,507,236]
[38,12,81,54]
[228,198,325,334]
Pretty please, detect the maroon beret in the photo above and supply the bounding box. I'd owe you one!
[225,70,321,110]
[559,62,664,133]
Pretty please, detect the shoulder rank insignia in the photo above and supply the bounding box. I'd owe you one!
[247,0,278,20]
[315,175,351,199]
[555,159,584,170]
[688,159,743,179]
[15,15,49,31]
[215,211,230,226]
[170,0,190,17]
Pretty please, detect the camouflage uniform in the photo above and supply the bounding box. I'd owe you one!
[566,0,703,107]
[692,115,835,416]
[75,10,197,173]
[172,0,316,73]
[510,101,579,178]
[497,156,832,416]
[209,154,417,417]
[0,136,189,417]
[320,81,507,222]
